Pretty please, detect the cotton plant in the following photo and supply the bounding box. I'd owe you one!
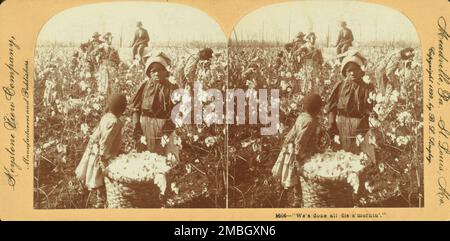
[106,151,172,194]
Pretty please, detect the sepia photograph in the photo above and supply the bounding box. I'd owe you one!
[228,1,423,208]
[33,2,228,209]
[33,0,424,210]
[0,0,448,222]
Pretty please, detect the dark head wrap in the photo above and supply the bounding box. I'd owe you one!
[303,93,323,116]
[108,93,127,116]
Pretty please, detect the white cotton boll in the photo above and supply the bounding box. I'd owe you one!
[168,76,176,84]
[171,92,182,103]
[359,152,369,163]
[198,90,208,103]
[154,173,167,195]
[241,140,252,148]
[205,137,216,147]
[368,116,381,128]
[167,153,177,163]
[277,123,285,134]
[174,115,184,128]
[356,134,364,147]
[56,143,67,154]
[92,103,101,111]
[365,181,374,193]
[245,89,258,99]
[347,173,360,194]
[280,80,289,91]
[42,142,51,149]
[83,106,92,116]
[390,90,400,102]
[185,164,192,174]
[333,135,341,145]
[378,162,385,173]
[174,136,182,149]
[79,81,88,91]
[140,135,147,145]
[396,136,409,146]
[375,93,384,103]
[302,151,366,180]
[246,79,256,89]
[397,111,412,126]
[35,148,42,156]
[289,102,297,110]
[171,182,179,195]
[252,142,261,152]
[368,135,377,147]
[80,123,89,135]
[204,113,217,127]
[362,76,371,84]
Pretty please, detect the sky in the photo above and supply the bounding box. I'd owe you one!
[232,1,420,44]
[37,2,227,45]
[37,1,420,46]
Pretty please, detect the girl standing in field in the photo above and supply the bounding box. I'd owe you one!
[40,64,59,107]
[326,50,374,154]
[272,93,323,207]
[131,52,180,162]
[75,93,127,208]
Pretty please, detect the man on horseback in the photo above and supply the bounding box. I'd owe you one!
[131,21,150,64]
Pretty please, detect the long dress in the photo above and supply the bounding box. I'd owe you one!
[272,112,319,188]
[326,76,376,161]
[75,113,123,190]
[131,77,181,162]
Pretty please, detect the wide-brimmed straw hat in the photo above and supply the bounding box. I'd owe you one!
[144,52,171,74]
[296,32,305,38]
[340,50,367,76]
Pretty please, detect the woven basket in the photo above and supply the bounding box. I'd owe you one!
[300,176,354,208]
[104,176,161,208]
